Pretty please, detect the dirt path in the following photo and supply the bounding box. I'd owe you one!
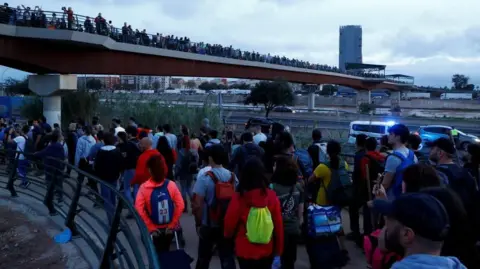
[0,205,67,269]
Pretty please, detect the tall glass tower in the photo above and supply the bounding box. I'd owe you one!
[339,25,363,72]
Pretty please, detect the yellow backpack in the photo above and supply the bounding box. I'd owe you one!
[246,206,274,244]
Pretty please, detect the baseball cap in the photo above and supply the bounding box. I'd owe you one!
[373,193,450,241]
[432,137,456,155]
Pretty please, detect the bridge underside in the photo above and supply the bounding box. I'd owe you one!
[0,36,400,91]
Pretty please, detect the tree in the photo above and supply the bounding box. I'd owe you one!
[142,83,150,90]
[198,82,215,91]
[112,83,122,90]
[185,80,197,89]
[121,83,136,90]
[152,80,161,90]
[451,74,474,90]
[229,83,250,90]
[319,84,338,96]
[216,83,228,90]
[86,79,103,91]
[244,80,295,117]
[2,77,31,96]
[358,102,374,114]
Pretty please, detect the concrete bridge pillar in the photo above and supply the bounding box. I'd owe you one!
[307,85,321,111]
[390,91,401,109]
[356,90,371,106]
[28,75,77,125]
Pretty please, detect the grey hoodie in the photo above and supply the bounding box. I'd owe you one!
[392,254,467,269]
[75,135,96,166]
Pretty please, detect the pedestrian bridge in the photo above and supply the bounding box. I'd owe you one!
[0,23,408,91]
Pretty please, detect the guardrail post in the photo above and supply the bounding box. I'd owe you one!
[43,169,57,215]
[65,173,84,237]
[100,199,124,268]
[6,155,19,197]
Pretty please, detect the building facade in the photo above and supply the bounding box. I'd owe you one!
[339,25,363,72]
[119,75,172,90]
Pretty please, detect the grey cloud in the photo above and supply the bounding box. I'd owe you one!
[158,0,203,18]
[385,26,480,59]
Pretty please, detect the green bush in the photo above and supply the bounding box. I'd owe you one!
[358,102,374,114]
[97,94,222,132]
[20,91,99,127]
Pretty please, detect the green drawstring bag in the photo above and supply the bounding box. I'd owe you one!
[246,206,274,244]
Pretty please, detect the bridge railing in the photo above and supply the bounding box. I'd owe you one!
[0,149,160,269]
[0,5,412,84]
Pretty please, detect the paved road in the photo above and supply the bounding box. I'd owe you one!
[226,111,480,135]
[0,173,367,269]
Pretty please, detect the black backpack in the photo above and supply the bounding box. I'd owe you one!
[362,155,386,200]
[22,135,34,158]
[238,145,261,171]
[437,164,480,239]
[365,155,385,182]
[182,149,198,174]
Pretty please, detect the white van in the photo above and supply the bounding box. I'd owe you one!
[347,120,396,144]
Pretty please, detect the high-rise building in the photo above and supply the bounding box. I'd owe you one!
[339,25,362,71]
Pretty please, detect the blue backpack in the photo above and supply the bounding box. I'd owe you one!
[307,205,342,237]
[149,180,174,225]
[387,150,415,199]
[294,149,313,178]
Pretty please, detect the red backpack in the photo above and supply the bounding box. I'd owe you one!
[207,171,235,225]
[363,229,402,269]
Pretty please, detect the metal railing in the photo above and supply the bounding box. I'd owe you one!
[0,149,160,269]
[0,5,411,84]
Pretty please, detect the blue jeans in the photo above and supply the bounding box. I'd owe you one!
[17,159,29,185]
[122,169,135,204]
[179,177,193,203]
[132,184,139,203]
[100,180,118,225]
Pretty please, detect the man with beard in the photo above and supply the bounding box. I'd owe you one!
[373,193,466,269]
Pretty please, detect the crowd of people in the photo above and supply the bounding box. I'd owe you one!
[0,3,413,83]
[1,112,480,269]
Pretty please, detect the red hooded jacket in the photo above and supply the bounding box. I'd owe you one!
[224,189,284,260]
[131,149,163,186]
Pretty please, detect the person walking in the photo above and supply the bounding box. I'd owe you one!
[75,126,96,174]
[121,127,141,205]
[9,125,31,188]
[224,157,284,269]
[175,135,198,212]
[94,132,124,224]
[156,136,176,181]
[192,144,237,269]
[135,154,184,255]
[66,122,77,177]
[131,137,161,190]
[271,156,303,269]
[34,130,65,203]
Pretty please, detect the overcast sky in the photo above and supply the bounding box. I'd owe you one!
[2,0,480,87]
